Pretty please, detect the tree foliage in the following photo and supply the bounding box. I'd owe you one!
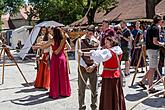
[0,0,24,14]
[28,0,84,25]
[28,0,118,25]
[0,0,24,31]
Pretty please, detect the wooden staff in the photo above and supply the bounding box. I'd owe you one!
[65,50,71,74]
[131,45,147,86]
[77,38,94,96]
[75,0,94,96]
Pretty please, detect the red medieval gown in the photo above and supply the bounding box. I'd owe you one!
[49,43,71,99]
[90,46,126,110]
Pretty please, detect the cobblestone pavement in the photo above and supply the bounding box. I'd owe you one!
[0,51,165,110]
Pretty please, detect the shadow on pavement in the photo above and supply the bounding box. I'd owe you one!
[10,93,69,106]
[0,86,24,91]
[137,76,144,78]
[21,82,34,87]
[15,87,48,93]
[10,93,53,106]
[128,84,140,89]
[142,97,165,108]
[125,91,148,101]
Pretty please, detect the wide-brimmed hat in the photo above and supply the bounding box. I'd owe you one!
[87,25,95,32]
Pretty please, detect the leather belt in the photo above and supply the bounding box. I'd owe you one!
[103,67,119,71]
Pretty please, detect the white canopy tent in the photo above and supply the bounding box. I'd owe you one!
[11,26,33,49]
[18,21,64,60]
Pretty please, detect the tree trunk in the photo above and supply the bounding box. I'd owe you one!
[146,0,155,19]
[0,14,2,32]
[84,0,96,25]
[86,8,96,25]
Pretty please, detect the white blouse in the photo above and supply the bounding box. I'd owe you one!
[75,36,99,68]
[90,46,123,64]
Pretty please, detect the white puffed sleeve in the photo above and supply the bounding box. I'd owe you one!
[90,49,112,63]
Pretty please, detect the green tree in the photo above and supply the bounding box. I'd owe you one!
[28,0,118,25]
[0,0,24,31]
[28,0,84,25]
[24,5,36,25]
[0,10,3,31]
[76,0,118,25]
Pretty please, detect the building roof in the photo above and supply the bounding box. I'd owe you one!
[156,0,165,16]
[10,5,38,20]
[70,10,106,26]
[1,14,15,29]
[97,0,146,22]
[71,0,165,26]
[1,5,38,29]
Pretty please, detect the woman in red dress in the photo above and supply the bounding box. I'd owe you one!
[80,37,126,110]
[33,27,71,99]
[34,28,50,90]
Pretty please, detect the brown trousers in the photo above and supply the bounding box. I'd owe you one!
[78,66,98,110]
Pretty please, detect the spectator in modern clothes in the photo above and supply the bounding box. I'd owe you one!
[120,21,132,76]
[138,15,164,93]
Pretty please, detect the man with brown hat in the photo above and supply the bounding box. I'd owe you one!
[75,25,99,110]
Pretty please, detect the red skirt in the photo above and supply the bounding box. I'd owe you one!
[34,53,50,89]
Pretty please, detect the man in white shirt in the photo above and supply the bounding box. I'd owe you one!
[75,25,99,110]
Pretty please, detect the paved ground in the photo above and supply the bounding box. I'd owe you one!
[0,50,165,110]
